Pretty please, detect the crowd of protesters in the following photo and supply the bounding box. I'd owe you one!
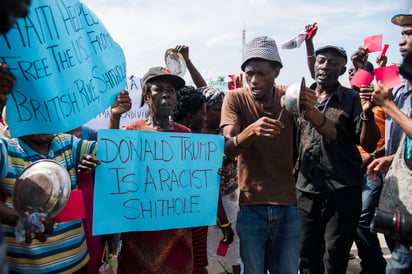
[0,1,412,273]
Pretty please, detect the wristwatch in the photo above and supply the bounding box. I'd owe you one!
[369,153,376,160]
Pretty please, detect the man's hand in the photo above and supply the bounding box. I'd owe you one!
[175,45,189,63]
[359,85,374,112]
[366,155,394,181]
[252,117,284,137]
[220,226,234,244]
[305,22,317,41]
[228,74,243,90]
[110,90,132,117]
[300,87,317,117]
[78,154,100,173]
[235,74,243,89]
[376,55,388,68]
[372,81,393,108]
[351,46,369,70]
[24,215,54,244]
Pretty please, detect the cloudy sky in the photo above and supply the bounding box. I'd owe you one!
[83,0,410,87]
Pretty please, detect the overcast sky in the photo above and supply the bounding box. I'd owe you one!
[83,0,410,87]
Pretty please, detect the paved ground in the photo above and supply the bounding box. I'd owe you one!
[347,233,391,274]
[206,233,391,274]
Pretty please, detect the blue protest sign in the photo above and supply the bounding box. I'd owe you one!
[93,129,224,235]
[0,0,126,137]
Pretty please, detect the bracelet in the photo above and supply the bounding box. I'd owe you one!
[219,221,231,228]
[233,135,239,147]
[234,135,243,148]
[313,114,327,129]
[307,54,315,58]
[360,112,370,121]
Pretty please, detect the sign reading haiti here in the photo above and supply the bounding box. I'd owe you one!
[93,129,224,235]
[0,0,126,137]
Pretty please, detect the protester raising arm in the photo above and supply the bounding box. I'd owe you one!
[175,45,207,88]
[351,46,369,70]
[305,23,317,79]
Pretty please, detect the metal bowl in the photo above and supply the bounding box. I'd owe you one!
[164,48,187,77]
[285,77,305,117]
[12,160,71,218]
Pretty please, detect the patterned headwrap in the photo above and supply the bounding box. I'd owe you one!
[199,86,225,107]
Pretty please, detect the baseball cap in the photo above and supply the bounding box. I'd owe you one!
[142,67,185,90]
[315,45,348,63]
[392,9,412,26]
[241,36,283,71]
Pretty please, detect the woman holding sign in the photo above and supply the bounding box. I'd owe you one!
[109,67,193,274]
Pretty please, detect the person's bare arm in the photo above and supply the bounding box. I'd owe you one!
[373,81,412,138]
[175,45,207,88]
[359,85,379,152]
[304,23,317,80]
[0,202,18,226]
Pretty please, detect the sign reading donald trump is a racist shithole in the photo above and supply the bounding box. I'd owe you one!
[93,129,224,235]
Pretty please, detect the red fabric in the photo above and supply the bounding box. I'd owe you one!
[77,172,102,274]
[192,226,208,273]
[53,190,85,222]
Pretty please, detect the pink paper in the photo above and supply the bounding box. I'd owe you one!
[217,241,229,256]
[364,34,383,53]
[350,68,374,88]
[374,65,402,89]
[228,74,236,90]
[379,44,389,59]
[54,190,85,222]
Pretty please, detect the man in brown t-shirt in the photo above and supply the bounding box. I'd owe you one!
[221,36,317,274]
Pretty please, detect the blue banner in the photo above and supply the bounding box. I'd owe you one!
[0,0,126,137]
[93,129,224,235]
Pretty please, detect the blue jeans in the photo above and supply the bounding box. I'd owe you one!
[386,241,412,273]
[236,205,300,274]
[355,174,386,274]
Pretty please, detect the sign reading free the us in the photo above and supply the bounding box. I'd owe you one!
[0,0,126,137]
[93,129,224,235]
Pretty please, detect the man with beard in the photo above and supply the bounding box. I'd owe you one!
[296,45,380,274]
[369,9,412,273]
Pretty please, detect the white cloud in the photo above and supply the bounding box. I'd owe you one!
[82,0,411,85]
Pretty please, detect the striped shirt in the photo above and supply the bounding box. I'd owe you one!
[0,134,96,273]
